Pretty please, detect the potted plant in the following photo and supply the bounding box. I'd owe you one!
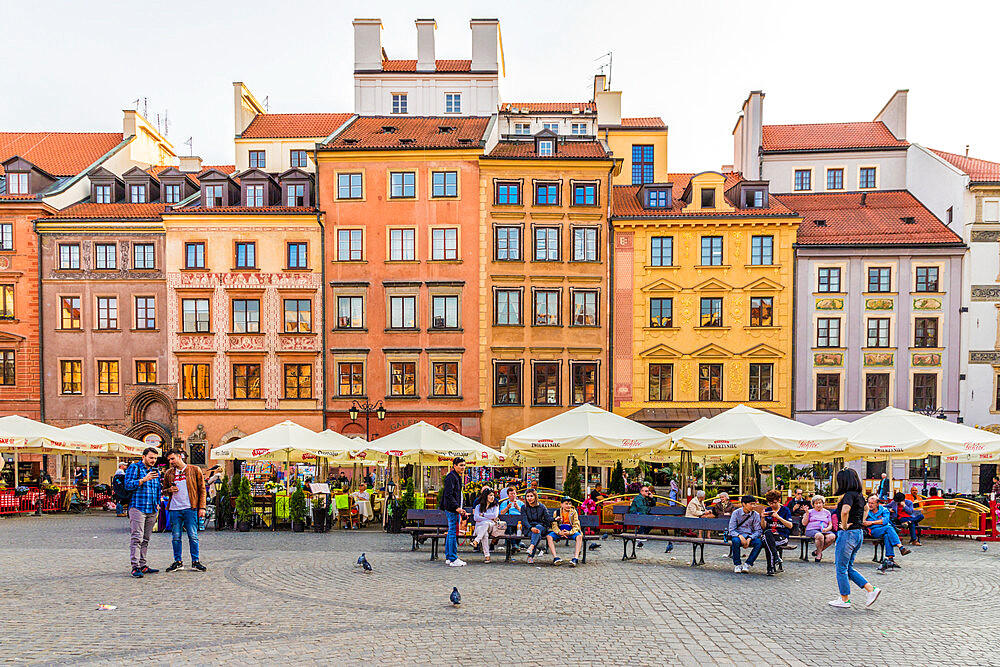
[563,456,583,501]
[43,484,60,497]
[215,474,230,530]
[289,481,307,533]
[609,461,626,496]
[401,477,416,511]
[14,485,29,497]
[93,483,110,495]
[312,495,328,533]
[235,476,253,532]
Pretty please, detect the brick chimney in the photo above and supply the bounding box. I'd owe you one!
[353,18,383,72]
[415,19,436,72]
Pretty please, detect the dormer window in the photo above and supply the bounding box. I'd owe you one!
[246,185,264,207]
[6,173,28,195]
[204,185,224,208]
[538,140,554,156]
[646,189,669,208]
[286,184,305,207]
[700,188,715,208]
[164,184,181,204]
[745,189,763,208]
[130,185,146,203]
[94,185,112,204]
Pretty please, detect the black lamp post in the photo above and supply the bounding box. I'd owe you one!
[916,406,948,494]
[348,399,386,441]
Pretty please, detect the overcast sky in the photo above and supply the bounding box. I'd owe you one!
[3,0,997,171]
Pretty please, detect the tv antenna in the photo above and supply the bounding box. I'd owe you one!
[183,137,194,157]
[132,97,149,118]
[595,52,613,87]
[263,95,270,112]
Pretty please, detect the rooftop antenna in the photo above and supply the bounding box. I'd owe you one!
[132,97,149,118]
[163,110,169,137]
[595,52,613,88]
[263,95,270,113]
[184,137,194,157]
[966,144,970,157]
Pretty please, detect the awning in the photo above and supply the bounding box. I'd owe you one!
[627,407,730,429]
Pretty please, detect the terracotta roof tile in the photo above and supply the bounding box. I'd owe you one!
[930,149,1000,183]
[761,122,907,152]
[485,141,610,159]
[774,190,962,246]
[612,173,794,218]
[166,206,315,215]
[0,132,124,176]
[47,202,167,219]
[321,116,489,150]
[380,59,473,72]
[499,102,596,113]
[240,113,353,139]
[620,117,667,128]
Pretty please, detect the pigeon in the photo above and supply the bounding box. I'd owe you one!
[450,587,461,606]
[356,553,366,568]
[984,543,989,552]
[664,542,674,554]
[361,555,372,573]
[601,533,609,540]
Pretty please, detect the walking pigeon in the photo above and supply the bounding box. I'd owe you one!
[361,555,372,573]
[664,542,674,553]
[356,553,366,567]
[450,587,461,606]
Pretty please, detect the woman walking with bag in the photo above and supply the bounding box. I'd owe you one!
[470,488,502,563]
[830,469,881,609]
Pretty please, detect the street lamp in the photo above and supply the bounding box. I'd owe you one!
[348,399,386,442]
[916,406,948,494]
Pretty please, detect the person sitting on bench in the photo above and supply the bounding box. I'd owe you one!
[546,497,583,567]
[499,486,525,551]
[761,490,794,576]
[864,494,910,573]
[629,484,656,545]
[686,489,713,518]
[729,495,763,573]
[887,491,923,546]
[803,495,835,562]
[709,492,736,517]
[471,488,502,564]
[785,487,811,535]
[522,489,552,564]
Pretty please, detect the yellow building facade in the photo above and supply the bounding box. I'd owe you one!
[611,171,800,429]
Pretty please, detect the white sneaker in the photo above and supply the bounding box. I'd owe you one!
[829,599,851,609]
[734,564,743,573]
[446,559,466,567]
[742,563,751,572]
[865,587,881,607]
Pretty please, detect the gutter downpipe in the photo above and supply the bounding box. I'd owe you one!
[313,143,327,432]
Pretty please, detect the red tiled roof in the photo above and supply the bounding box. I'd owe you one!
[485,141,610,159]
[499,102,596,113]
[47,202,167,219]
[240,113,353,139]
[930,149,1000,183]
[761,122,907,152]
[620,117,667,128]
[321,116,489,150]
[612,173,794,218]
[775,191,962,246]
[380,59,473,72]
[165,206,315,215]
[0,132,124,176]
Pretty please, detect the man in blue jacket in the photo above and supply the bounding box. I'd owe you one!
[729,495,763,573]
[440,457,468,567]
[124,447,162,578]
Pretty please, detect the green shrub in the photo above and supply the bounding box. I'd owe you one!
[289,480,307,523]
[609,461,626,495]
[236,476,254,523]
[401,477,416,510]
[562,457,582,501]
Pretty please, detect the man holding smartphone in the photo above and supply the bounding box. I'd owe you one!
[124,447,162,578]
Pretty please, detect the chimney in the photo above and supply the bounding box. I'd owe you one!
[593,74,607,101]
[874,89,907,141]
[415,19,436,72]
[860,192,867,207]
[742,91,764,180]
[353,18,383,72]
[233,82,265,136]
[179,156,203,173]
[470,18,499,72]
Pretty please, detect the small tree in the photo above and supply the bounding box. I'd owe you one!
[609,461,626,495]
[229,473,242,501]
[236,476,254,524]
[401,477,416,510]
[289,480,307,523]
[562,457,582,501]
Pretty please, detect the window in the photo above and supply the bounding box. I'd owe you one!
[0,223,11,251]
[290,150,308,168]
[284,299,312,332]
[817,318,841,348]
[700,236,723,265]
[542,123,559,133]
[698,364,722,401]
[865,373,890,411]
[445,93,461,114]
[389,361,416,396]
[915,267,939,292]
[432,295,459,329]
[650,237,673,266]
[60,360,82,394]
[827,168,844,190]
[432,171,458,197]
[390,172,415,198]
[134,360,156,385]
[750,236,773,265]
[749,363,773,401]
[181,299,210,333]
[284,364,312,399]
[794,169,811,191]
[539,139,554,156]
[648,364,672,401]
[646,189,669,208]
[185,242,205,269]
[389,228,415,261]
[571,363,597,404]
[908,455,940,481]
[94,185,112,204]
[867,267,891,292]
[496,181,521,205]
[744,189,764,208]
[233,364,261,399]
[181,363,210,399]
[135,297,155,329]
[700,298,723,327]
[514,123,530,135]
[572,290,598,326]
[867,318,890,348]
[287,242,307,269]
[60,297,81,330]
[816,374,840,411]
[286,183,305,207]
[914,317,939,348]
[338,173,363,199]
[700,188,716,208]
[337,296,363,329]
[129,185,146,203]
[0,350,13,386]
[533,290,560,326]
[535,183,559,205]
[495,362,522,405]
[750,297,773,326]
[235,241,256,268]
[204,185,223,208]
[248,151,265,169]
[337,229,363,261]
[572,228,597,261]
[162,184,180,204]
[495,226,520,260]
[859,167,877,189]
[533,362,560,405]
[0,285,12,319]
[97,360,119,394]
[96,297,118,329]
[6,173,28,194]
[650,298,673,328]
[431,228,458,260]
[59,244,80,270]
[572,183,597,206]
[571,123,587,135]
[534,227,559,261]
[389,296,417,329]
[338,362,364,396]
[392,93,407,114]
[245,185,264,207]
[232,299,260,333]
[495,289,521,325]
[432,362,459,397]
[818,267,841,293]
[632,145,654,185]
[913,373,937,411]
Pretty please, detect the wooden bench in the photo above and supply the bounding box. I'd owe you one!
[788,533,886,562]
[616,514,731,566]
[404,509,450,553]
[610,503,686,521]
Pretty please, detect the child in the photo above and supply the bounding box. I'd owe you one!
[546,497,584,567]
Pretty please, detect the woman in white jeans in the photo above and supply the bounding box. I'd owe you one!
[471,488,500,563]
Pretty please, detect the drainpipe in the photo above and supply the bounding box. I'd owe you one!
[606,165,614,412]
[314,145,327,431]
[790,241,797,420]
[34,219,45,421]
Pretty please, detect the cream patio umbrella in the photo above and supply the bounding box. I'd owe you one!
[62,424,146,458]
[0,415,108,488]
[210,421,330,489]
[833,407,1000,460]
[815,418,850,432]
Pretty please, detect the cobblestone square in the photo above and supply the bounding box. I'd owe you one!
[3,513,1000,666]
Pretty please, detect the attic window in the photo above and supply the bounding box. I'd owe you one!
[381,126,397,134]
[538,139,554,156]
[814,219,827,227]
[438,126,455,134]
[644,188,670,209]
[341,138,358,145]
[6,173,28,195]
[457,138,473,144]
[700,188,715,208]
[399,138,415,145]
[901,216,916,224]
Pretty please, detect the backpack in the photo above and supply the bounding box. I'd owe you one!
[111,471,132,506]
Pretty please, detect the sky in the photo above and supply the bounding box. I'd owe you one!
[3,0,998,171]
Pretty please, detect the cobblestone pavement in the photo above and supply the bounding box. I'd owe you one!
[3,514,1000,666]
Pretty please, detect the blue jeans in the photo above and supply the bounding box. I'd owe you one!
[730,535,762,565]
[526,523,548,551]
[445,511,460,562]
[898,513,923,541]
[169,508,199,562]
[870,524,902,558]
[115,500,125,514]
[835,529,868,596]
